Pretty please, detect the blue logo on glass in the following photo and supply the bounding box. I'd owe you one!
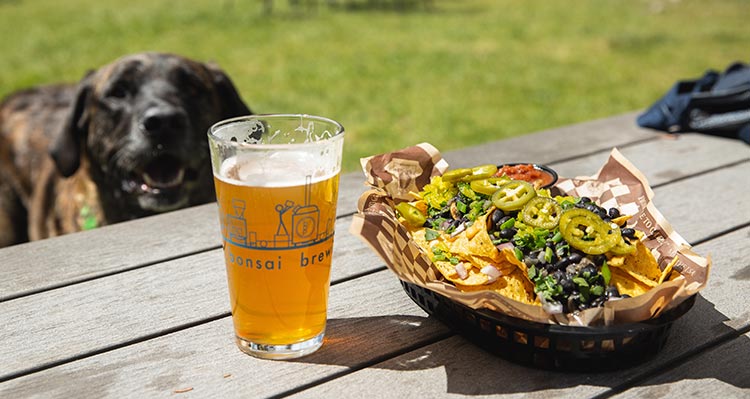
[223,177,333,250]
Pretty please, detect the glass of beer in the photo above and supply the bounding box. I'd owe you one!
[207,114,344,359]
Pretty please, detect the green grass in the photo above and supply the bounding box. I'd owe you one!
[1,0,748,172]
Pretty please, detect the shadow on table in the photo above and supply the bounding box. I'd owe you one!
[296,295,749,395]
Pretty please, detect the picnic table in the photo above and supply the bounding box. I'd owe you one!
[1,112,749,398]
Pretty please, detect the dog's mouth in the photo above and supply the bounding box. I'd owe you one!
[143,155,186,190]
[123,154,199,196]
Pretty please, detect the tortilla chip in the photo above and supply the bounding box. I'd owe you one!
[449,231,511,268]
[410,227,433,250]
[456,268,537,305]
[499,247,528,274]
[410,199,669,305]
[411,214,524,286]
[466,223,498,257]
[433,260,493,285]
[658,256,678,284]
[609,266,651,297]
[609,240,662,287]
[611,214,632,226]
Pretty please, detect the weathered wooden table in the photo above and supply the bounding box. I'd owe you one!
[1,112,749,398]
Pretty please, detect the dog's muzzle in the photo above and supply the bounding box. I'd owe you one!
[114,105,206,212]
[120,152,203,212]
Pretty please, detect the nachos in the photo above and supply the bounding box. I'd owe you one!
[395,164,677,315]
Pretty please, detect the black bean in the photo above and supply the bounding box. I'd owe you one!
[579,197,592,204]
[621,228,636,239]
[499,228,516,239]
[567,252,583,264]
[584,203,598,213]
[605,286,620,298]
[552,257,569,270]
[491,209,505,226]
[581,265,597,277]
[560,277,575,292]
[608,208,621,219]
[592,254,607,266]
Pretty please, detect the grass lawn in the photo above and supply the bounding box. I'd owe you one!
[1,0,748,172]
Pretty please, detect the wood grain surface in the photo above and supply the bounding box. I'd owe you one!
[2,112,748,398]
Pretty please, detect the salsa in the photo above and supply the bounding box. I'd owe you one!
[496,164,556,188]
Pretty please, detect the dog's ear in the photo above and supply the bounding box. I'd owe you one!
[49,71,94,177]
[206,63,252,118]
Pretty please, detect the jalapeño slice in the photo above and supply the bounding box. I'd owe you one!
[441,168,472,182]
[521,196,562,229]
[462,164,498,181]
[395,202,426,228]
[469,177,510,196]
[609,236,637,255]
[559,208,620,255]
[491,180,536,211]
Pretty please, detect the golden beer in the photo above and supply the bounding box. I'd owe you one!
[208,114,344,359]
[214,159,339,347]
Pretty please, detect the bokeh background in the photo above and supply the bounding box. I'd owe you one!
[1,0,748,172]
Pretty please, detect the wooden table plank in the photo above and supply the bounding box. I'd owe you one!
[3,112,738,302]
[2,134,746,378]
[590,225,750,396]
[266,225,750,398]
[610,332,750,398]
[3,217,747,398]
[652,162,750,245]
[0,202,383,302]
[441,112,655,168]
[549,133,750,188]
[0,203,220,301]
[2,113,748,398]
[0,270,451,398]
[287,298,744,399]
[0,249,228,379]
[680,226,750,331]
[0,214,388,380]
[0,173,370,302]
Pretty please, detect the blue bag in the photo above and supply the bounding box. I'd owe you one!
[637,62,750,144]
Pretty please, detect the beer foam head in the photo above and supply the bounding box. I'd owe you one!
[209,115,344,186]
[220,151,339,186]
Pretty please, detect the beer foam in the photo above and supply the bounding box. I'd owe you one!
[219,153,339,187]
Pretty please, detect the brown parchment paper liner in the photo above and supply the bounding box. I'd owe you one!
[350,143,711,326]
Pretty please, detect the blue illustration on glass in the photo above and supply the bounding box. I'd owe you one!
[222,176,334,250]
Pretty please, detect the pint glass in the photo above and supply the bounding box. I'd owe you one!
[207,114,344,359]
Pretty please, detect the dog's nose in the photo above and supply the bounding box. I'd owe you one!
[140,108,187,138]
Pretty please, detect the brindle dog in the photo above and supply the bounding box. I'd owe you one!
[0,52,252,247]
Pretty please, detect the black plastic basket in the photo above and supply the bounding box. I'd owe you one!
[401,280,695,372]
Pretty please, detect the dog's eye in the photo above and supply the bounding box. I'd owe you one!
[106,82,130,99]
